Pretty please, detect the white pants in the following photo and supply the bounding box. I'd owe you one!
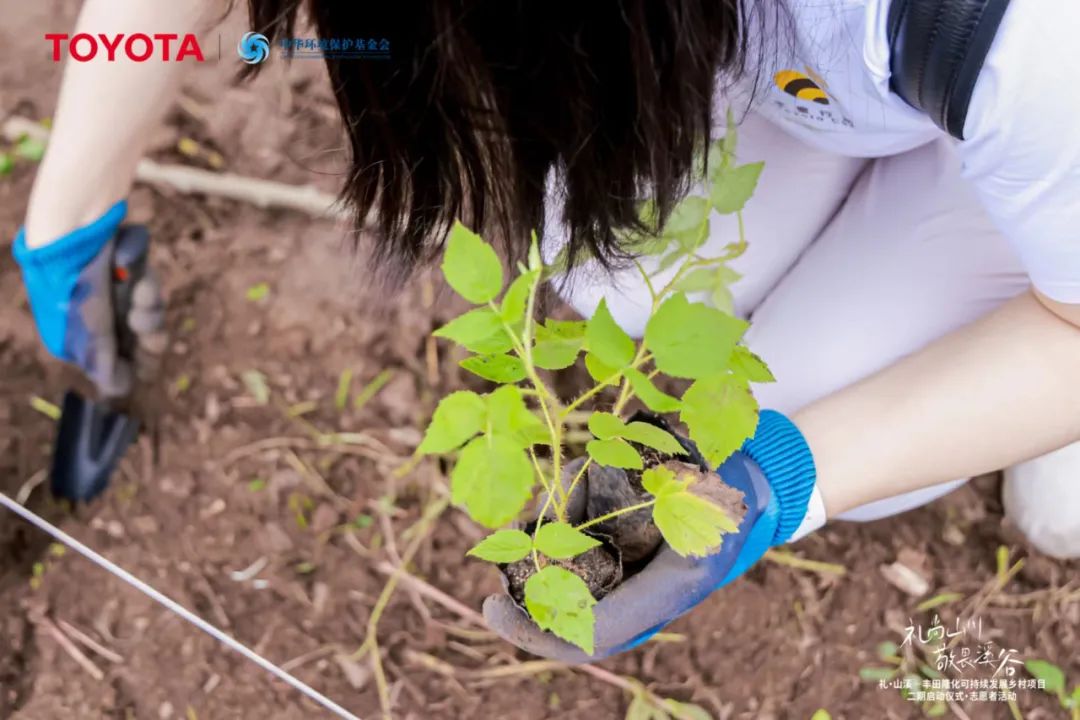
[562,113,1080,550]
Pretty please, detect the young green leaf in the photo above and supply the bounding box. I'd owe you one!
[584,352,619,383]
[451,434,533,528]
[671,267,717,294]
[0,153,13,176]
[532,320,586,369]
[433,308,513,354]
[809,710,832,720]
[467,529,533,563]
[710,285,735,315]
[858,667,899,682]
[442,221,504,304]
[417,390,487,454]
[241,369,270,405]
[1025,660,1066,697]
[623,368,682,413]
[729,345,775,383]
[586,411,626,440]
[334,368,353,410]
[501,269,539,324]
[663,700,713,720]
[15,136,46,162]
[524,565,597,654]
[664,196,711,253]
[586,438,643,469]
[710,162,763,214]
[642,466,737,557]
[534,522,601,559]
[487,385,548,447]
[625,694,659,720]
[621,422,684,454]
[644,294,747,379]
[532,338,582,370]
[680,374,758,467]
[460,354,527,383]
[585,298,636,369]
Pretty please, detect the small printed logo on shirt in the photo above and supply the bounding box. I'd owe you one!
[774,69,830,104]
[770,65,855,130]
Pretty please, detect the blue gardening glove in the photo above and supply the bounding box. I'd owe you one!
[483,410,818,662]
[12,200,164,398]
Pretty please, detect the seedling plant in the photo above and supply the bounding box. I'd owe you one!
[418,115,773,654]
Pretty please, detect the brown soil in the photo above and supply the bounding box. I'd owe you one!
[2,4,1078,720]
[505,545,623,607]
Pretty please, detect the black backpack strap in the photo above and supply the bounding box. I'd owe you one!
[887,0,1012,140]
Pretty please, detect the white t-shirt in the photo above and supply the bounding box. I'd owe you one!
[732,0,1080,303]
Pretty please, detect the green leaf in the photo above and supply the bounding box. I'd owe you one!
[241,370,270,405]
[29,395,61,421]
[587,412,626,440]
[334,368,353,410]
[876,641,900,661]
[460,354,527,383]
[534,522,600,559]
[487,385,548,447]
[417,390,486,454]
[680,374,758,467]
[442,221,503,304]
[585,299,636,369]
[451,434,533,528]
[710,285,735,315]
[433,307,513,354]
[626,694,662,720]
[729,345,775,383]
[624,368,681,413]
[858,667,898,682]
[1026,660,1066,696]
[584,352,619,383]
[0,153,14,176]
[245,282,270,301]
[15,135,46,162]
[644,466,737,557]
[664,196,711,253]
[671,267,717,294]
[664,701,712,720]
[532,338,581,370]
[925,701,947,718]
[467,529,533,563]
[523,566,597,654]
[645,294,747,379]
[532,320,587,369]
[914,592,963,613]
[586,438,643,469]
[501,270,538,324]
[710,162,763,214]
[621,422,684,454]
[809,711,832,720]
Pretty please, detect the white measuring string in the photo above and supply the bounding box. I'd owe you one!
[0,492,360,720]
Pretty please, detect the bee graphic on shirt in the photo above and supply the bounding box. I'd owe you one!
[771,66,854,130]
[774,69,830,104]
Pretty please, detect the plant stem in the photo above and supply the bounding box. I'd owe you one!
[564,458,592,513]
[560,353,653,417]
[575,499,655,531]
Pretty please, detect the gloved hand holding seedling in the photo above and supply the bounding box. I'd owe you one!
[418,123,818,661]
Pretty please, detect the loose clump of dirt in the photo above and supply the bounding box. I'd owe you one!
[504,544,623,605]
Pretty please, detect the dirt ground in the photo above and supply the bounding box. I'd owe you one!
[1,3,1078,719]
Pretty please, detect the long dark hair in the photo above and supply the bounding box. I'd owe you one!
[247,1,768,275]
